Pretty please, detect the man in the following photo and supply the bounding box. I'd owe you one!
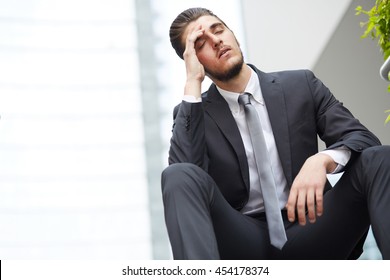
[161,7,390,259]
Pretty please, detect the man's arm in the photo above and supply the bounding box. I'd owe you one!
[168,101,207,169]
[287,70,381,225]
[308,70,381,152]
[167,24,208,169]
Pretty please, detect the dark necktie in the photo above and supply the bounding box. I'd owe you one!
[238,93,287,249]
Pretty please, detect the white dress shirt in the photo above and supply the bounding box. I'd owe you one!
[183,68,351,215]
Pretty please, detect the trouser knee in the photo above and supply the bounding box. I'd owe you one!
[358,145,390,172]
[161,163,208,194]
[353,145,390,193]
[161,162,215,206]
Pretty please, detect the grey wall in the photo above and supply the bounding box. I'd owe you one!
[313,0,390,145]
[241,0,390,145]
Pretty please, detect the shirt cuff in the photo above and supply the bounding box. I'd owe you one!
[319,146,351,174]
[183,95,202,103]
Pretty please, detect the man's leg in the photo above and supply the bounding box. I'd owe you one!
[279,146,390,259]
[354,145,390,258]
[161,163,220,259]
[161,163,272,259]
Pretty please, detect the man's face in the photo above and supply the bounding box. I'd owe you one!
[182,15,244,82]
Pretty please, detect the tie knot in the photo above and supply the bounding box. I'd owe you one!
[238,93,251,106]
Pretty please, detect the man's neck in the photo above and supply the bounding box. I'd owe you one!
[212,64,252,93]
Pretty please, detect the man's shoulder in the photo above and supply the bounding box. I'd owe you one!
[200,83,217,100]
[267,68,313,79]
[248,63,315,82]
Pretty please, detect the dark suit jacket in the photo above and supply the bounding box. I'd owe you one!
[168,64,381,211]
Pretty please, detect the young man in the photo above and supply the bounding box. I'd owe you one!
[161,7,390,259]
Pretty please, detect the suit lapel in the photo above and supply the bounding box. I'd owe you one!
[203,84,250,190]
[203,66,294,190]
[254,67,293,186]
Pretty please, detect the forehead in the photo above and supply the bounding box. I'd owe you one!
[182,15,223,43]
[188,15,222,30]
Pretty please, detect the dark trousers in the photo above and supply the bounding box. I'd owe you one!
[161,146,390,259]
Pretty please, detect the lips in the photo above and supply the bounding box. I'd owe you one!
[218,47,231,58]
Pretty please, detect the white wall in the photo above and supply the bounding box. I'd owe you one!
[0,0,151,259]
[0,0,245,260]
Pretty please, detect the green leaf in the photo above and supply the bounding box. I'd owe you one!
[385,112,390,124]
[355,6,363,15]
[356,1,390,125]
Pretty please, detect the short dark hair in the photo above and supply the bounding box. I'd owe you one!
[169,7,228,59]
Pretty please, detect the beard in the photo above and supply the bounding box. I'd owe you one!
[205,51,244,82]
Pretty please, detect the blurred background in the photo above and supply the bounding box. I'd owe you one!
[0,0,388,259]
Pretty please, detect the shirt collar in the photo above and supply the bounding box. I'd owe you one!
[217,68,264,114]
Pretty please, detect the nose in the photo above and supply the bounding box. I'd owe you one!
[209,33,222,49]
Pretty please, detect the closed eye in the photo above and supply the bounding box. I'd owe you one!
[195,39,205,50]
[214,28,224,35]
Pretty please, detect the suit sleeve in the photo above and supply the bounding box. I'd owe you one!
[306,70,381,161]
[167,100,208,169]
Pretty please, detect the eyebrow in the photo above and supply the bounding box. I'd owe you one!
[208,22,224,31]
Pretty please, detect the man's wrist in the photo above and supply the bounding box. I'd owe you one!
[183,95,202,103]
[315,153,337,173]
[319,146,351,174]
[184,79,202,99]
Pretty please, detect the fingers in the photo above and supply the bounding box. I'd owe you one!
[184,25,204,56]
[286,188,297,223]
[286,154,329,226]
[183,25,206,84]
[306,188,316,224]
[287,183,324,226]
[296,190,307,225]
[287,180,308,225]
[315,188,323,217]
